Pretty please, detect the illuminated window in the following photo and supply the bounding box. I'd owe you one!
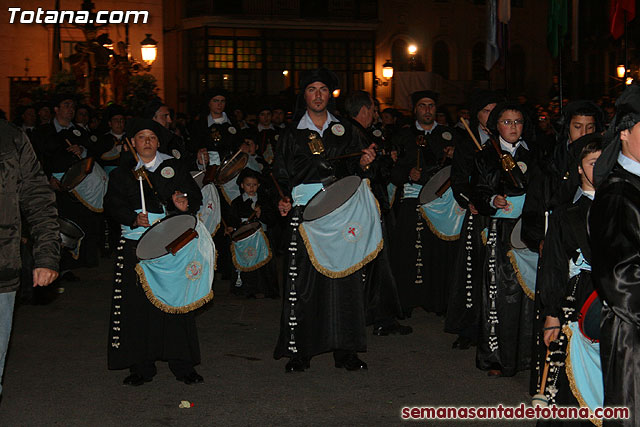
[237,39,263,69]
[349,40,374,71]
[294,41,319,70]
[208,39,234,69]
[266,40,292,70]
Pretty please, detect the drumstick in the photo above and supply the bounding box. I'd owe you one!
[138,176,147,214]
[269,172,287,200]
[65,139,83,159]
[460,118,484,151]
[532,349,551,407]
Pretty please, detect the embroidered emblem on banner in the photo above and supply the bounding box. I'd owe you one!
[517,161,527,174]
[442,131,452,141]
[242,246,257,259]
[455,204,466,216]
[161,166,175,178]
[172,149,181,159]
[90,135,97,142]
[73,129,81,137]
[373,129,382,138]
[331,124,345,136]
[342,222,363,243]
[185,261,203,281]
[228,126,237,134]
[503,200,514,214]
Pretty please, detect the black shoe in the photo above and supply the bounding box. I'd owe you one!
[335,354,368,371]
[123,373,152,386]
[285,358,309,373]
[177,371,204,385]
[452,336,474,350]
[373,322,413,336]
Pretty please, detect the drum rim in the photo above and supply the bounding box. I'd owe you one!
[136,214,197,260]
[578,290,601,343]
[303,175,362,221]
[216,152,249,184]
[58,217,85,239]
[231,221,261,241]
[510,218,527,250]
[61,158,94,190]
[418,165,451,205]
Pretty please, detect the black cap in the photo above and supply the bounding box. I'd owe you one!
[486,101,535,142]
[105,104,126,121]
[411,90,439,107]
[125,117,163,138]
[205,87,229,102]
[51,92,77,107]
[299,68,339,92]
[236,167,262,187]
[567,133,604,185]
[142,99,165,119]
[468,90,503,121]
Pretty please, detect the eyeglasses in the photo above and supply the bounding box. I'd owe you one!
[499,119,524,126]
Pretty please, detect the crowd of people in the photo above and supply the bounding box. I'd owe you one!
[2,66,640,426]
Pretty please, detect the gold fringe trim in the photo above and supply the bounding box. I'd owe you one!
[231,228,273,272]
[420,208,461,241]
[100,152,120,161]
[70,189,104,213]
[135,263,214,314]
[389,186,397,208]
[481,229,488,246]
[563,324,603,427]
[299,222,383,279]
[218,185,233,205]
[212,221,221,237]
[507,250,535,300]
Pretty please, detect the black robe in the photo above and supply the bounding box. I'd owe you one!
[589,164,640,427]
[473,140,537,377]
[188,116,238,161]
[535,195,595,426]
[272,117,369,360]
[390,124,459,316]
[104,155,203,373]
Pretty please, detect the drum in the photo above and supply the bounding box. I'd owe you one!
[231,222,261,242]
[60,158,95,191]
[303,175,362,221]
[137,215,198,260]
[419,166,451,205]
[211,151,249,185]
[58,218,84,249]
[579,290,602,342]
[510,218,528,249]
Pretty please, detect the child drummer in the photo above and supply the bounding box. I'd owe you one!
[225,168,278,298]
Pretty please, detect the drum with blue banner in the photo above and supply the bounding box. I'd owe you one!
[299,177,383,278]
[231,222,272,272]
[418,167,465,241]
[135,215,215,314]
[197,182,222,237]
[55,158,109,212]
[506,247,538,300]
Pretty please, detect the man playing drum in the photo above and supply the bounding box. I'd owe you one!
[273,68,377,373]
[104,118,204,386]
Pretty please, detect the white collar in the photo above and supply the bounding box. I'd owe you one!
[618,152,640,177]
[109,130,124,139]
[478,125,490,145]
[415,120,438,134]
[53,118,75,133]
[573,187,595,203]
[258,123,275,131]
[297,111,338,137]
[499,136,528,155]
[208,112,230,127]
[242,193,258,201]
[136,152,173,173]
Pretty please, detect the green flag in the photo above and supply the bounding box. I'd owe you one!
[547,0,569,58]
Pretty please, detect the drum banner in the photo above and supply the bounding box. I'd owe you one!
[219,177,241,205]
[563,322,604,426]
[231,227,272,272]
[71,164,109,212]
[569,249,591,279]
[419,187,466,241]
[402,183,423,200]
[136,220,215,314]
[103,166,118,176]
[507,247,538,300]
[387,183,397,208]
[246,155,263,172]
[100,145,121,162]
[292,183,323,207]
[263,143,274,164]
[299,179,383,278]
[198,183,221,236]
[120,210,167,241]
[491,194,525,219]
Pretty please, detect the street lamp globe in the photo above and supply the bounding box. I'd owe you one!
[141,34,158,66]
[382,60,394,79]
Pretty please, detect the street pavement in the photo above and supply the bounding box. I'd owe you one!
[1,258,535,426]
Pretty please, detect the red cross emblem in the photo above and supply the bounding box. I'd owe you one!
[207,202,213,211]
[348,227,356,237]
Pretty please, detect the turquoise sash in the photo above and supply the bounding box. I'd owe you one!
[507,247,538,300]
[491,194,525,219]
[207,151,221,166]
[103,166,117,176]
[219,178,241,204]
[402,183,422,200]
[387,183,397,207]
[121,210,167,241]
[569,249,591,279]
[197,183,221,236]
[136,220,215,314]
[231,227,272,272]
[299,179,383,278]
[419,187,466,240]
[565,321,603,418]
[292,183,323,207]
